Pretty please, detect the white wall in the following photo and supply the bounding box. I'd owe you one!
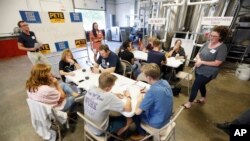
[73,0,105,10]
[116,0,134,27]
[0,0,74,37]
[106,0,116,29]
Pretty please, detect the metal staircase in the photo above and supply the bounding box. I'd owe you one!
[226,0,250,63]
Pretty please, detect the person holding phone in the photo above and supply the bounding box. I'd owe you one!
[17,20,50,65]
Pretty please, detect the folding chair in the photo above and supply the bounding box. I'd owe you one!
[140,106,184,141]
[26,99,68,141]
[175,67,195,95]
[77,112,123,141]
[121,60,133,78]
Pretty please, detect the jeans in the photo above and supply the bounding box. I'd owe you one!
[189,73,212,102]
[60,83,74,97]
[60,83,76,112]
[61,96,75,112]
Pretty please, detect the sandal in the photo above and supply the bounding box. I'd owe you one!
[182,103,191,109]
[194,99,205,104]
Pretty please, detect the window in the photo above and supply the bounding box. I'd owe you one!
[75,9,106,31]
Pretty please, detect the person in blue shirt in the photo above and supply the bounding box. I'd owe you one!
[17,20,50,65]
[92,44,124,75]
[131,63,173,140]
[147,39,166,72]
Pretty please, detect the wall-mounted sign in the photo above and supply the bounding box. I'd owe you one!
[40,44,51,54]
[201,17,233,26]
[148,18,165,26]
[75,39,86,48]
[55,41,69,51]
[70,12,83,22]
[48,12,65,23]
[19,11,41,23]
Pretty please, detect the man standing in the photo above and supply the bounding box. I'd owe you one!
[17,20,50,65]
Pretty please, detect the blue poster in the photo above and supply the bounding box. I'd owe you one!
[19,11,41,23]
[70,12,83,22]
[55,41,69,52]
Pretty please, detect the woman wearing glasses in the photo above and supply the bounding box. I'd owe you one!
[183,26,229,109]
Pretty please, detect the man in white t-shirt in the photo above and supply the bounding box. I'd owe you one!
[84,72,132,136]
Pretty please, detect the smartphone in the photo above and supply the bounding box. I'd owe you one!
[79,79,84,83]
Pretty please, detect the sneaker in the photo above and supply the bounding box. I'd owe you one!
[216,122,230,135]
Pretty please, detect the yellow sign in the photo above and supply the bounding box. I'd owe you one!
[40,44,51,54]
[75,39,86,48]
[48,12,65,23]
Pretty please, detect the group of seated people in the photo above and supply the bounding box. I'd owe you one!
[26,36,185,140]
[26,63,173,141]
[117,36,186,80]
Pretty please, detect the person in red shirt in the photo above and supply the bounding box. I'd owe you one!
[89,22,104,59]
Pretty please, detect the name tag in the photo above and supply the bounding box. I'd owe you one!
[31,36,36,39]
[210,49,216,54]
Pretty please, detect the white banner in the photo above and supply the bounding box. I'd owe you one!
[148,18,165,25]
[201,17,233,26]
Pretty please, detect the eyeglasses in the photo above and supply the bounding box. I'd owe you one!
[209,34,219,38]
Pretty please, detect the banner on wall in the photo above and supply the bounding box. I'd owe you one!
[75,39,86,48]
[48,12,65,23]
[148,18,165,26]
[201,17,233,26]
[70,12,83,22]
[55,41,69,52]
[40,44,51,54]
[19,11,41,23]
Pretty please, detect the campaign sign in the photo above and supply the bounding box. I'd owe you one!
[55,41,69,52]
[40,44,51,54]
[19,11,41,23]
[48,12,65,23]
[75,39,86,48]
[70,12,83,22]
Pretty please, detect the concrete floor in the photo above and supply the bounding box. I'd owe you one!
[0,42,250,141]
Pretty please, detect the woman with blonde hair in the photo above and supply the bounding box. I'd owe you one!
[26,64,77,111]
[59,49,80,82]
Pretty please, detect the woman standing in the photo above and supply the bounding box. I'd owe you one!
[26,64,76,111]
[183,26,229,109]
[89,22,104,54]
[59,49,81,82]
